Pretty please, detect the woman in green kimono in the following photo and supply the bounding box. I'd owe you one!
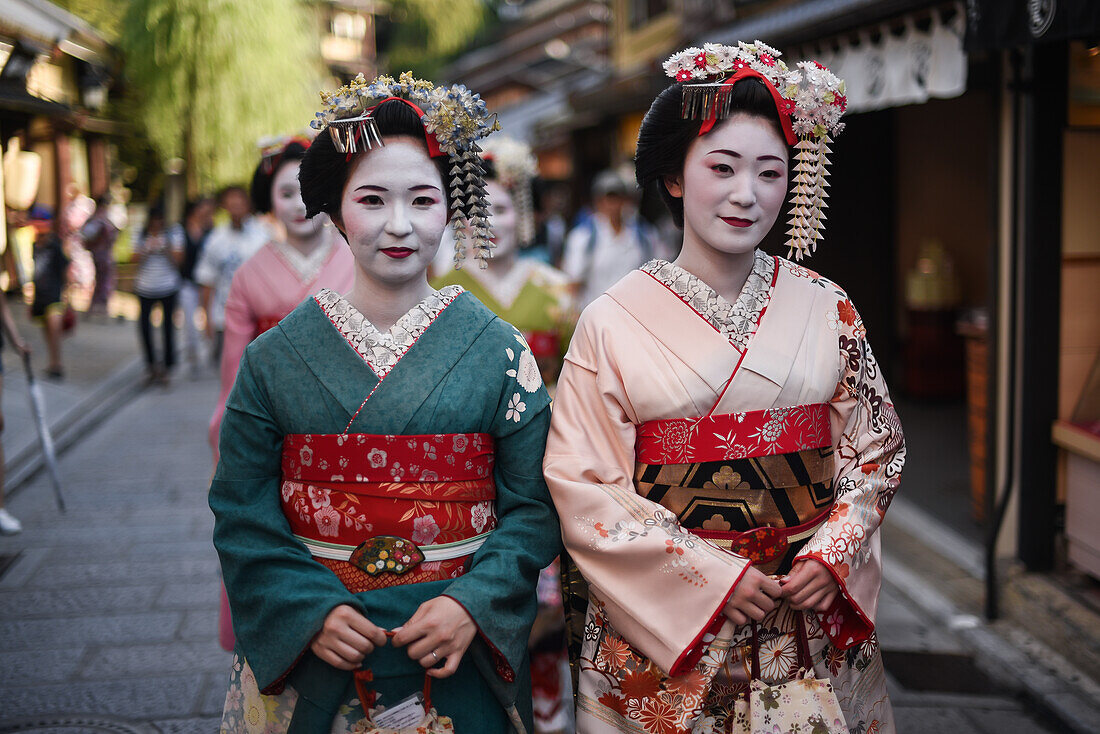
[432,137,575,391]
[211,72,560,733]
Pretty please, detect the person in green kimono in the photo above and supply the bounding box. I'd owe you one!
[210,73,561,733]
[432,137,575,392]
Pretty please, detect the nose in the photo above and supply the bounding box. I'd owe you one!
[728,173,757,209]
[384,202,413,237]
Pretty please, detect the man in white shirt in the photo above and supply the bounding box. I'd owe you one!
[194,186,267,362]
[561,170,660,308]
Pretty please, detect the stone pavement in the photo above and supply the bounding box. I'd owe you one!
[0,369,226,733]
[0,349,1079,732]
[1,297,145,496]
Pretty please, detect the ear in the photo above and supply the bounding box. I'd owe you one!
[663,174,684,199]
[330,212,348,242]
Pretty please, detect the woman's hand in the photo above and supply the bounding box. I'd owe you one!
[780,559,839,613]
[723,566,781,626]
[310,604,389,670]
[391,596,477,679]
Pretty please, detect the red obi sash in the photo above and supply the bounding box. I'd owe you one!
[281,432,496,593]
[635,402,831,465]
[524,330,560,361]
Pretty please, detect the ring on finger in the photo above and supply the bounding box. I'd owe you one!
[431,650,439,663]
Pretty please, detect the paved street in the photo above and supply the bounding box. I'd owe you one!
[0,358,1075,732]
[0,370,226,732]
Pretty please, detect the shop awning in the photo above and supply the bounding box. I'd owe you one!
[965,0,1100,51]
[706,0,938,47]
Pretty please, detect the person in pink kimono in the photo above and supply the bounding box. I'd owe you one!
[543,41,904,733]
[210,137,354,653]
[209,138,354,458]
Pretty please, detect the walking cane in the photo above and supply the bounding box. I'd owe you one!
[21,352,66,512]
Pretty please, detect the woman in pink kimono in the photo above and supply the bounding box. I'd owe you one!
[209,138,354,456]
[544,41,904,733]
[211,138,354,653]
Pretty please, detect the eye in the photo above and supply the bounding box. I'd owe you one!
[412,195,437,207]
[357,194,383,206]
[760,170,783,179]
[710,163,734,175]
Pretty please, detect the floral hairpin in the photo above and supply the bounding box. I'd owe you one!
[664,41,847,260]
[310,71,502,267]
[481,136,539,247]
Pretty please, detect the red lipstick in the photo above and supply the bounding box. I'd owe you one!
[381,247,414,259]
[721,217,753,228]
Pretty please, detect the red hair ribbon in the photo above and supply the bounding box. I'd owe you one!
[348,96,445,161]
[697,68,797,146]
[261,135,313,174]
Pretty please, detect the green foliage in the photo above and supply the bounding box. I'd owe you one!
[382,0,491,78]
[52,0,126,42]
[118,0,323,194]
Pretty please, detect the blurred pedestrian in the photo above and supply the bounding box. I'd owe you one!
[79,194,120,316]
[193,186,266,364]
[29,210,68,380]
[61,184,95,307]
[132,202,183,385]
[560,169,660,307]
[179,197,215,371]
[0,293,31,534]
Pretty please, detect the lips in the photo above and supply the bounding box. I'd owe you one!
[721,216,754,228]
[380,247,414,259]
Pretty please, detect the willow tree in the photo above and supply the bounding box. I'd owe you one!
[119,0,321,195]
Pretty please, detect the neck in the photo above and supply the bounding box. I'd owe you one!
[483,247,519,277]
[673,237,757,304]
[602,211,623,233]
[346,269,433,332]
[284,224,328,257]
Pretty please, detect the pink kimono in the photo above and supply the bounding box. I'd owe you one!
[544,251,904,733]
[210,237,354,455]
[210,237,353,654]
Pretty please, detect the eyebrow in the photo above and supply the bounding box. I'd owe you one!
[354,184,442,192]
[707,149,786,164]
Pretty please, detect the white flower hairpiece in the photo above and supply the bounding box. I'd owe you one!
[310,71,501,267]
[481,136,538,246]
[663,41,848,259]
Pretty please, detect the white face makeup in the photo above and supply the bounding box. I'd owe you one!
[336,137,448,287]
[667,113,789,257]
[485,180,518,260]
[271,160,325,240]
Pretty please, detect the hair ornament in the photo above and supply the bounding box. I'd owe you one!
[256,134,313,174]
[310,71,501,267]
[664,41,847,260]
[481,136,539,247]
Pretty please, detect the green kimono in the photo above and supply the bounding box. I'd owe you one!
[210,287,560,733]
[432,260,575,386]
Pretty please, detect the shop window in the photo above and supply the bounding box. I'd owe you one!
[627,0,670,30]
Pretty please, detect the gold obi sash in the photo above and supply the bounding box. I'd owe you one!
[634,403,835,575]
[281,432,496,593]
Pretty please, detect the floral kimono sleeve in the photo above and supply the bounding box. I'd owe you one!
[795,297,906,649]
[544,313,751,677]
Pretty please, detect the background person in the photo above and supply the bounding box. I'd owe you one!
[132,202,184,385]
[79,194,120,317]
[0,294,31,535]
[29,211,69,380]
[179,197,216,372]
[560,169,661,308]
[194,185,266,364]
